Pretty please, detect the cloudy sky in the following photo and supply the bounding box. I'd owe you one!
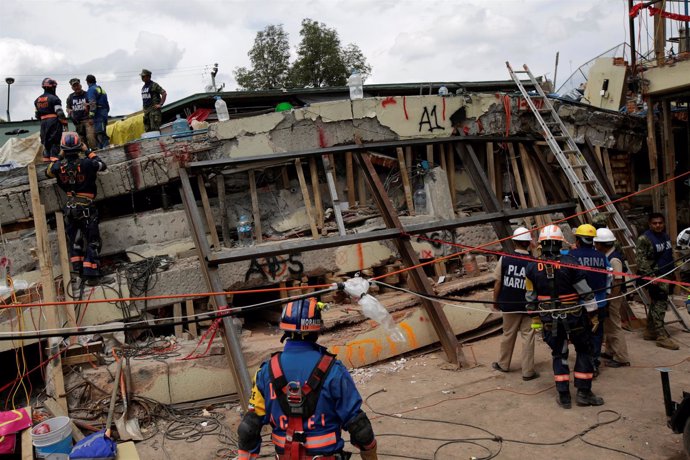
[1,0,639,121]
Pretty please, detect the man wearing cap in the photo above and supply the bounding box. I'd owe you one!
[140,69,167,132]
[85,75,110,149]
[491,227,539,381]
[66,78,90,142]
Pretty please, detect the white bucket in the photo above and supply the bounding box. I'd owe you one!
[31,416,72,459]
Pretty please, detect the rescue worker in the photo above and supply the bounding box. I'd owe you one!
[66,78,90,142]
[525,225,604,409]
[491,227,539,381]
[34,78,67,162]
[85,75,110,149]
[635,212,680,350]
[569,223,611,374]
[594,228,630,367]
[46,132,107,284]
[237,297,378,460]
[140,69,166,132]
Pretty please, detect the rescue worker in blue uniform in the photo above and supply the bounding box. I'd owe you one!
[66,78,89,142]
[85,75,110,149]
[34,78,67,162]
[636,212,680,350]
[237,297,378,460]
[525,225,604,409]
[46,132,107,284]
[491,227,539,380]
[569,223,611,374]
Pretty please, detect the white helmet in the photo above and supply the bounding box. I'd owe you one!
[512,227,532,242]
[677,227,690,249]
[593,228,616,243]
[538,225,565,242]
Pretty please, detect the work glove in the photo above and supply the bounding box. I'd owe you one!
[589,311,600,333]
[530,316,543,331]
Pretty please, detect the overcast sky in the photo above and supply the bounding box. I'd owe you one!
[1,0,636,121]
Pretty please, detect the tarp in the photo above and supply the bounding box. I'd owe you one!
[107,113,145,146]
[0,132,42,168]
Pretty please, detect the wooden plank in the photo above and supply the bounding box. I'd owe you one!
[345,152,356,207]
[357,164,367,206]
[21,407,32,460]
[55,211,78,341]
[173,303,183,338]
[43,397,84,441]
[602,147,616,191]
[248,170,263,244]
[309,157,325,228]
[63,353,99,366]
[216,175,230,246]
[646,97,661,211]
[486,142,497,194]
[322,154,346,235]
[446,144,456,208]
[28,164,67,414]
[196,174,221,249]
[662,99,677,239]
[295,158,320,239]
[439,145,447,171]
[518,144,547,228]
[396,147,415,215]
[281,166,291,189]
[185,300,197,337]
[506,144,531,225]
[426,144,434,166]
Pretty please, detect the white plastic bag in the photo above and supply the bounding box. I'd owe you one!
[343,277,406,342]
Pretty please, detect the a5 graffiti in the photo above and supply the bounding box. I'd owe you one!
[245,254,304,282]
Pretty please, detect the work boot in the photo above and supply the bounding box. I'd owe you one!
[643,327,657,341]
[656,335,680,350]
[557,391,572,409]
[576,389,605,406]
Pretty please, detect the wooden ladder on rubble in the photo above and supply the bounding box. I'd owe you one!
[506,62,690,332]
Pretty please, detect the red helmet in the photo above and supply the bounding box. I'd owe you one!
[60,132,82,153]
[41,78,58,89]
[279,298,322,333]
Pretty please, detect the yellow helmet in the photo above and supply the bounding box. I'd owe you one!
[574,224,597,238]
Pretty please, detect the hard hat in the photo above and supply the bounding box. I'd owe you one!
[60,132,82,153]
[512,227,532,242]
[538,225,565,242]
[41,78,57,89]
[677,227,690,249]
[140,69,152,77]
[69,78,80,86]
[593,228,616,243]
[574,224,597,238]
[279,298,322,333]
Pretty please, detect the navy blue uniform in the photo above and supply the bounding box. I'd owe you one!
[87,83,110,149]
[67,90,89,139]
[525,255,595,393]
[34,92,64,161]
[47,153,107,278]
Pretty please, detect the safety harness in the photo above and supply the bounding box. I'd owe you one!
[268,351,336,460]
[539,259,582,334]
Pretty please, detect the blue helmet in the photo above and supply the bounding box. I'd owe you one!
[279,298,322,333]
[60,132,82,154]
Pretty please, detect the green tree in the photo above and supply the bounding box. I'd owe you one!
[290,19,348,88]
[341,43,372,83]
[234,24,291,90]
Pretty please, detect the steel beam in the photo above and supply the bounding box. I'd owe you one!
[178,169,252,408]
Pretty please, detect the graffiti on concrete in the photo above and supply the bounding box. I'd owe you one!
[418,105,445,133]
[245,254,304,282]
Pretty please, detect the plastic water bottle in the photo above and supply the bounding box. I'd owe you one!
[237,215,254,247]
[172,114,190,133]
[438,86,449,96]
[503,195,512,209]
[347,70,363,100]
[462,253,479,277]
[215,96,230,122]
[413,187,427,214]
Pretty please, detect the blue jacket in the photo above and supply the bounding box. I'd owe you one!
[247,340,364,456]
[86,83,109,120]
[570,246,611,308]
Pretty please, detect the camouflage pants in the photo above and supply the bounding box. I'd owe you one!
[144,109,162,132]
[646,283,669,332]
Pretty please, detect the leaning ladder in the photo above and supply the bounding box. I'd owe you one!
[506,62,690,332]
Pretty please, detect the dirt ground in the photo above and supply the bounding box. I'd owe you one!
[136,308,690,460]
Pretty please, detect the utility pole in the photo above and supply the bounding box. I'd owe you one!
[628,0,637,71]
[5,77,14,122]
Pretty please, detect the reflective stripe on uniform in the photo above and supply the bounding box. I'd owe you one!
[537,294,578,302]
[574,372,594,380]
[237,450,257,460]
[41,114,58,119]
[70,256,84,263]
[83,261,98,269]
[554,374,570,382]
[271,431,337,450]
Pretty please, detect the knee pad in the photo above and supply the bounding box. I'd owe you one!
[237,411,263,451]
[345,411,375,449]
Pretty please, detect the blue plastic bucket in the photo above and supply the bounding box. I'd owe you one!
[31,416,72,458]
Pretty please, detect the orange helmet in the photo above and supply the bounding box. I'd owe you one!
[538,225,565,242]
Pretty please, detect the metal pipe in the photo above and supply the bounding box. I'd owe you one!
[658,367,675,418]
[628,0,637,71]
[5,77,14,122]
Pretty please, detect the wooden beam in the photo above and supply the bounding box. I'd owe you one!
[185,300,197,337]
[646,97,661,211]
[396,147,415,215]
[28,164,67,414]
[486,142,497,195]
[43,397,84,442]
[21,407,32,460]
[518,144,548,228]
[295,158,320,239]
[55,211,78,340]
[196,174,221,249]
[173,303,183,338]
[308,157,325,228]
[322,155,346,235]
[248,170,263,244]
[506,144,531,225]
[345,152,356,207]
[216,175,230,246]
[426,144,434,165]
[601,147,616,190]
[357,163,367,207]
[446,144,456,208]
[662,99,677,238]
